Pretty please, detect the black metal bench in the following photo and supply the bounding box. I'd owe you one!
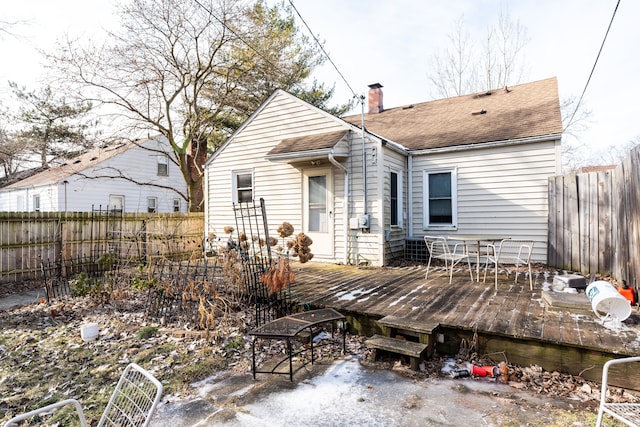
[249,308,346,381]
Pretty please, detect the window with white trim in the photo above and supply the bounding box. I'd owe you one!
[232,170,253,203]
[147,197,157,213]
[390,170,403,227]
[157,154,169,176]
[173,199,180,212]
[33,194,40,212]
[423,168,457,229]
[109,195,124,212]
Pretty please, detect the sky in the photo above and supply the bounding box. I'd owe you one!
[2,0,638,164]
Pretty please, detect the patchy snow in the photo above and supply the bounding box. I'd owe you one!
[335,287,376,301]
[389,285,424,307]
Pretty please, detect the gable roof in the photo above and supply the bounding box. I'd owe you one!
[342,77,563,150]
[2,137,160,190]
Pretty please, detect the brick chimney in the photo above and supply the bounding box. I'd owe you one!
[367,83,383,114]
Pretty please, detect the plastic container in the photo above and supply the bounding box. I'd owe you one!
[618,286,636,305]
[81,322,99,341]
[586,281,631,321]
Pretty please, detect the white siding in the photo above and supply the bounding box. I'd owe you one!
[0,137,186,213]
[205,91,353,263]
[381,147,408,264]
[411,140,561,262]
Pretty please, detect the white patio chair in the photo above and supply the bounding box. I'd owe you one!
[596,356,640,427]
[483,239,534,290]
[424,235,473,284]
[4,363,162,427]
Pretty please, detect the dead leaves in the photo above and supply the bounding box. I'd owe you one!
[261,258,295,294]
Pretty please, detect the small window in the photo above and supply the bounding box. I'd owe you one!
[173,199,180,212]
[33,194,40,212]
[157,155,169,177]
[390,171,403,227]
[109,195,124,212]
[147,197,157,213]
[233,170,253,203]
[423,169,457,229]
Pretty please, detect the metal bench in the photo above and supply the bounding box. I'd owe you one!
[597,356,640,427]
[249,308,346,381]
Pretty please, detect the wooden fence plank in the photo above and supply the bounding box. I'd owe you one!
[0,212,204,286]
[548,145,640,291]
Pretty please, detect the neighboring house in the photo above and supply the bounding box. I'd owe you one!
[204,77,563,266]
[0,136,187,213]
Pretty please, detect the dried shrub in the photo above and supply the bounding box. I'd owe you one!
[261,258,295,294]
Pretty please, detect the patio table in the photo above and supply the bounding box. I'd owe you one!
[249,308,346,381]
[447,235,508,281]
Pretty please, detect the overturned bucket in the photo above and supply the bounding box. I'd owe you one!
[586,281,631,321]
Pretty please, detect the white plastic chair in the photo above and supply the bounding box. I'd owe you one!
[483,239,534,290]
[4,363,163,427]
[596,356,640,427]
[424,235,473,284]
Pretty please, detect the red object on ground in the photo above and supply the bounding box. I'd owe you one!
[471,365,487,377]
[618,286,636,305]
[483,366,500,377]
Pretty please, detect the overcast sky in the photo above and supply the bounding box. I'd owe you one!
[2,0,637,163]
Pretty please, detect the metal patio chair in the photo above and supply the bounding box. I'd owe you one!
[483,239,534,290]
[4,363,162,427]
[596,356,640,427]
[424,235,473,284]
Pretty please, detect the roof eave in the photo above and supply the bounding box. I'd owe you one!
[408,133,562,155]
[265,148,348,163]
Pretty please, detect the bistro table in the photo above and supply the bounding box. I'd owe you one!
[447,235,508,281]
[249,308,346,381]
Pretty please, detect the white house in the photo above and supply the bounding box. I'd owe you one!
[204,78,563,266]
[0,135,187,213]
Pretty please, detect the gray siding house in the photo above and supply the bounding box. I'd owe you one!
[0,136,187,213]
[204,77,563,266]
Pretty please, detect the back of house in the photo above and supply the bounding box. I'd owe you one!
[204,77,563,266]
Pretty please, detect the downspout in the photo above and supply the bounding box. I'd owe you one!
[329,149,349,265]
[408,154,413,237]
[360,97,367,214]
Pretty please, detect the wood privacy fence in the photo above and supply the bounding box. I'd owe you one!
[0,211,204,285]
[548,146,640,286]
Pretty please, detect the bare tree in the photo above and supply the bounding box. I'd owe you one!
[479,9,529,91]
[428,9,529,98]
[46,0,341,212]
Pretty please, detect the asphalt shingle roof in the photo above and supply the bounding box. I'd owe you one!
[342,77,562,150]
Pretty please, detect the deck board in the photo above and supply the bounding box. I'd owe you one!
[288,262,640,359]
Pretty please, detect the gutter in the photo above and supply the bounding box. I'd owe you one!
[329,149,349,265]
[409,134,562,156]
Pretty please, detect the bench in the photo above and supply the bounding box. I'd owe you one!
[249,308,346,381]
[596,356,640,427]
[365,334,428,370]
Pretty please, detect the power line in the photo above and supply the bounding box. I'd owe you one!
[287,0,360,100]
[565,0,620,132]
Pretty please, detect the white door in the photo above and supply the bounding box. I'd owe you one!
[303,168,334,257]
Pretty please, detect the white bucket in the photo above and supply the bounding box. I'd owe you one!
[81,323,99,341]
[586,281,631,321]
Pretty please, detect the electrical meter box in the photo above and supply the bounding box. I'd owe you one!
[349,214,370,229]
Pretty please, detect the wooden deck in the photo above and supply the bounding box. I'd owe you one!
[288,262,640,382]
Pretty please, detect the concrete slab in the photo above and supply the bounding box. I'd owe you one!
[0,289,46,311]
